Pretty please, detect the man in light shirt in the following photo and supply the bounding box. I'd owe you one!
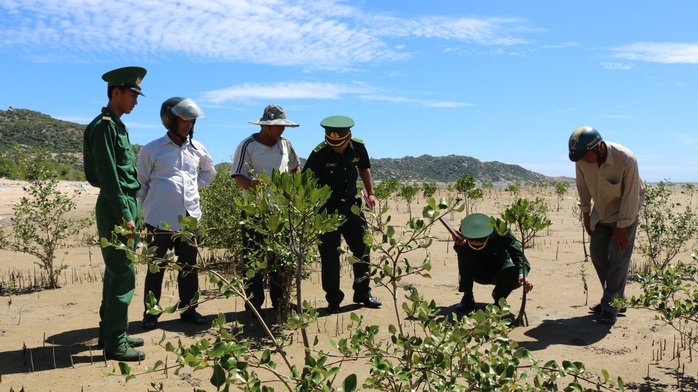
[137,97,216,330]
[568,126,644,326]
[230,104,300,316]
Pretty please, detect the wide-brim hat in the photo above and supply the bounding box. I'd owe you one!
[321,115,354,147]
[459,213,494,239]
[102,66,147,96]
[249,104,299,127]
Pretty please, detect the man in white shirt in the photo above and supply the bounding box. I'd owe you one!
[231,104,300,316]
[137,97,217,330]
[568,126,644,326]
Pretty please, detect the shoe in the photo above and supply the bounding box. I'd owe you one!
[180,310,208,325]
[353,295,381,308]
[327,302,341,314]
[141,314,159,330]
[105,343,146,362]
[589,303,626,314]
[96,336,144,349]
[455,295,475,314]
[599,310,617,325]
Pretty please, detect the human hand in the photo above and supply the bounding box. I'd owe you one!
[613,226,630,249]
[368,194,377,210]
[453,230,466,246]
[519,276,533,293]
[124,220,137,239]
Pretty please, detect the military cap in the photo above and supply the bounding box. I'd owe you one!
[249,104,299,127]
[321,115,354,147]
[459,213,494,240]
[101,66,147,96]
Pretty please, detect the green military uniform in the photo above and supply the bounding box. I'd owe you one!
[83,67,144,354]
[302,126,373,306]
[454,213,531,305]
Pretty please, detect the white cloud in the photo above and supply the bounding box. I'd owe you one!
[200,80,472,108]
[0,0,532,67]
[612,42,698,64]
[201,81,374,103]
[602,62,633,70]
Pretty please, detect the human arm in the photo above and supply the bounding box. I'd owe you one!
[196,145,217,188]
[576,163,593,235]
[87,121,138,238]
[358,167,376,209]
[505,232,532,290]
[136,145,152,211]
[616,154,643,229]
[286,139,301,174]
[233,175,262,190]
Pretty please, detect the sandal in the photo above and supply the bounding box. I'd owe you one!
[141,314,159,330]
[599,310,617,325]
[589,303,626,314]
[180,310,207,325]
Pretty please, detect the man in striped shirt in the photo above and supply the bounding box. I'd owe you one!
[230,105,300,317]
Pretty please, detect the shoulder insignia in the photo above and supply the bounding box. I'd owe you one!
[101,116,112,122]
[313,141,327,152]
[352,137,365,144]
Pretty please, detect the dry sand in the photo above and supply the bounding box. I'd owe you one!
[0,179,696,391]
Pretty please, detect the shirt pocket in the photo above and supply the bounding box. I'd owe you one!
[604,177,622,199]
[116,134,134,166]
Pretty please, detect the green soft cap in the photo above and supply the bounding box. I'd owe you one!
[321,115,354,146]
[459,213,494,239]
[102,66,147,96]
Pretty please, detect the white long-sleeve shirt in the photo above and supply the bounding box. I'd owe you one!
[575,141,645,230]
[137,134,217,231]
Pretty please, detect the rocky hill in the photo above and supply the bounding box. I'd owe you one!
[0,107,567,183]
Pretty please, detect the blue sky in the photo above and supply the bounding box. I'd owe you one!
[1,0,697,182]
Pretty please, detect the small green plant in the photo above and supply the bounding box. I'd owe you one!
[638,180,698,271]
[492,197,552,327]
[500,197,552,250]
[0,152,92,289]
[506,180,521,196]
[374,178,400,210]
[421,181,437,200]
[580,263,589,306]
[455,174,483,215]
[553,181,570,211]
[398,181,418,219]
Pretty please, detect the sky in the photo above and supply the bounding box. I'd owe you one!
[1,0,697,183]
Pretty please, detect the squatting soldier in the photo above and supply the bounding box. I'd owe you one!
[451,213,533,314]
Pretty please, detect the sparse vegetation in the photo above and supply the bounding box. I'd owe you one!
[0,152,92,289]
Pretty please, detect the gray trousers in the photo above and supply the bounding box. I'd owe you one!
[589,221,637,311]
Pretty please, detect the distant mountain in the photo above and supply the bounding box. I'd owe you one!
[1,107,569,183]
[369,154,556,183]
[0,108,83,153]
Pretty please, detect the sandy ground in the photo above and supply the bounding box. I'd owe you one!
[0,179,696,391]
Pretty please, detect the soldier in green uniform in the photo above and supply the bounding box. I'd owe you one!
[302,115,381,314]
[451,213,534,314]
[83,66,147,361]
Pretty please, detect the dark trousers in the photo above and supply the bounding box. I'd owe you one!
[458,260,520,304]
[589,221,637,308]
[96,194,139,351]
[143,224,199,317]
[242,224,283,310]
[319,199,371,304]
